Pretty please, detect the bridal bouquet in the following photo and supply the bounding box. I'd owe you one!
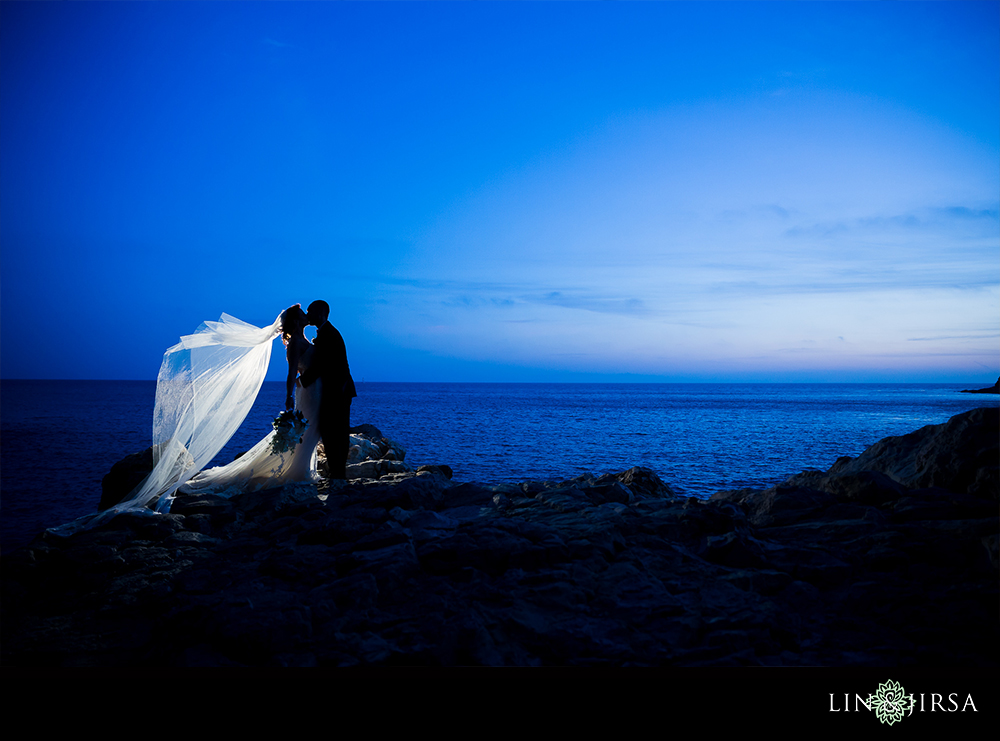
[270,410,309,456]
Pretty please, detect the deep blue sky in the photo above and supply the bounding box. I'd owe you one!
[2,2,997,383]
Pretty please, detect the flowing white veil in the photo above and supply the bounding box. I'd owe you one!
[54,313,282,533]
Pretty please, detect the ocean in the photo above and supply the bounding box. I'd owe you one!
[1,380,995,553]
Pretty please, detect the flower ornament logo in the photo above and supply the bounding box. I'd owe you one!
[868,680,914,725]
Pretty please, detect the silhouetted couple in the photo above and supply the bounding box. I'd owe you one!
[296,300,357,480]
[180,299,356,494]
[106,301,356,521]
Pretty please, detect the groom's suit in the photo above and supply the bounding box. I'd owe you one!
[300,321,356,479]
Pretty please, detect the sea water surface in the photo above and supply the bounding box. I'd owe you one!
[1,380,995,553]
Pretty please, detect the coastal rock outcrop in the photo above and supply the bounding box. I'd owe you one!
[342,426,413,480]
[961,376,1000,394]
[100,447,155,511]
[3,408,996,667]
[793,406,998,498]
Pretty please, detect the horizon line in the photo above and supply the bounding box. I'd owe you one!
[2,378,997,386]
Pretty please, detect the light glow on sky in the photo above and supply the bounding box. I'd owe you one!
[2,2,997,382]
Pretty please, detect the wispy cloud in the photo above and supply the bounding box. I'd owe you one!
[932,206,1000,221]
[785,205,998,239]
[376,276,655,317]
[704,270,999,296]
[908,333,999,342]
[528,291,650,316]
[441,295,516,309]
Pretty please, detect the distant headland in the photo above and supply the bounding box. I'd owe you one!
[961,377,1000,394]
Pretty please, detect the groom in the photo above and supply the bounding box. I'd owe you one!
[299,300,357,480]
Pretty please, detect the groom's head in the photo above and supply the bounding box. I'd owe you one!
[305,300,330,327]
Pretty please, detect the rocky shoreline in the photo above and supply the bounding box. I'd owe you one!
[2,408,997,667]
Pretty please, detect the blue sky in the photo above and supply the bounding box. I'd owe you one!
[2,1,997,383]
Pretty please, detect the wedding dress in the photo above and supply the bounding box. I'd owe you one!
[179,348,323,496]
[53,313,321,533]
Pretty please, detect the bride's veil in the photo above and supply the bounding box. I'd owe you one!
[54,313,281,532]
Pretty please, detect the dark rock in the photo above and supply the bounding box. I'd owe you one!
[782,470,907,507]
[961,376,1000,394]
[825,406,999,498]
[346,428,413,479]
[417,464,453,479]
[100,447,154,511]
[349,423,384,439]
[347,459,412,480]
[609,466,677,499]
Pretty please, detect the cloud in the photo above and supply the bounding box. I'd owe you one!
[528,291,650,316]
[378,276,524,294]
[441,295,516,309]
[758,204,792,219]
[933,206,1000,221]
[376,276,655,317]
[785,205,998,239]
[704,269,998,296]
[908,333,998,342]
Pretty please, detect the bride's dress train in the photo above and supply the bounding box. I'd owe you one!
[180,378,322,496]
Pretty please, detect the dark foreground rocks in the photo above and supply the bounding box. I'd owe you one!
[2,408,997,666]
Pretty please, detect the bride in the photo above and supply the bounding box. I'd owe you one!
[178,304,323,497]
[64,306,325,530]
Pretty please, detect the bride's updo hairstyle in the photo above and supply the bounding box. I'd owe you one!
[280,304,304,346]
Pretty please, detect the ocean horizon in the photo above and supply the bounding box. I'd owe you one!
[2,379,996,553]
